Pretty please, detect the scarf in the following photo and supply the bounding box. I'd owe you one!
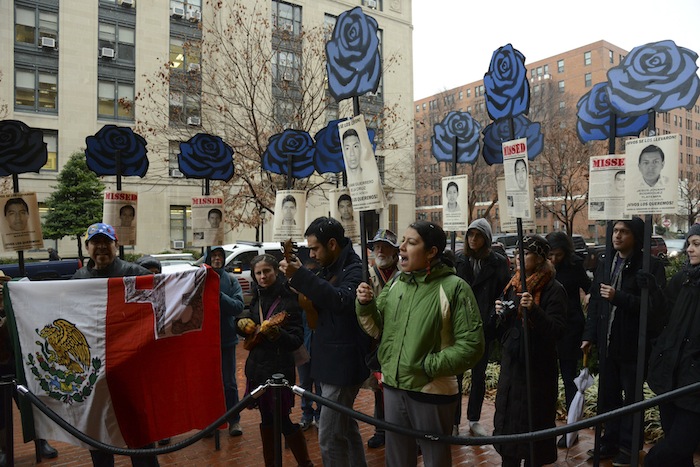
[503,263,554,310]
[683,261,700,287]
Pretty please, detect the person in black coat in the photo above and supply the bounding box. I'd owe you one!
[581,218,666,463]
[546,232,591,447]
[455,218,510,437]
[236,254,311,467]
[645,224,700,467]
[493,235,567,466]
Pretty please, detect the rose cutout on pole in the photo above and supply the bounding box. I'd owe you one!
[0,120,48,176]
[262,129,315,178]
[576,82,649,143]
[482,115,543,166]
[178,133,234,181]
[85,125,148,177]
[606,40,700,116]
[325,6,382,102]
[431,111,481,164]
[313,119,376,174]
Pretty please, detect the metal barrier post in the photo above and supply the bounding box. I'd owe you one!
[271,373,286,467]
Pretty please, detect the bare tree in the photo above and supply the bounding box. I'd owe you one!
[136,2,408,232]
[675,178,700,230]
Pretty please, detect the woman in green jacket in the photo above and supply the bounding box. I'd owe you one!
[356,221,484,467]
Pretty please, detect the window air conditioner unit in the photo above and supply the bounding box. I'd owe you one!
[118,0,134,7]
[40,37,56,48]
[170,168,184,178]
[171,7,185,18]
[283,23,294,33]
[187,9,201,22]
[101,47,115,59]
[282,72,293,81]
[366,0,378,8]
[172,240,185,249]
[187,116,201,126]
[187,63,200,73]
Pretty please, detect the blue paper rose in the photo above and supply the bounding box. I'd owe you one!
[326,7,382,102]
[85,125,149,177]
[314,119,376,174]
[482,115,543,165]
[577,83,649,143]
[607,40,700,116]
[178,133,234,181]
[262,129,315,178]
[0,120,47,176]
[484,44,530,121]
[431,111,481,164]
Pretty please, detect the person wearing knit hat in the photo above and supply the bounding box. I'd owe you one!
[546,232,591,448]
[645,224,700,466]
[456,219,510,438]
[581,218,667,464]
[492,233,566,466]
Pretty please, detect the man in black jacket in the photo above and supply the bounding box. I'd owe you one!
[456,218,510,437]
[280,217,370,467]
[581,217,666,465]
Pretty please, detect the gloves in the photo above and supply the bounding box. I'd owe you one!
[260,320,280,340]
[237,318,256,335]
[635,271,658,292]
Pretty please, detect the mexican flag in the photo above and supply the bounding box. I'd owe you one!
[5,266,225,448]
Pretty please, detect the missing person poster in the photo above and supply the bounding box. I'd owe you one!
[272,190,306,242]
[192,196,224,247]
[330,187,359,243]
[338,115,384,211]
[503,138,530,219]
[624,134,679,215]
[588,156,626,220]
[103,191,138,246]
[0,192,43,251]
[497,176,535,232]
[442,175,468,231]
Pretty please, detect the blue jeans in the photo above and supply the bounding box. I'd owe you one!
[221,344,240,423]
[318,382,366,467]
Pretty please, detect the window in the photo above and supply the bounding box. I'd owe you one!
[559,101,566,109]
[98,22,135,63]
[466,89,471,98]
[98,80,135,120]
[15,68,57,112]
[458,91,463,100]
[389,204,398,234]
[537,66,543,76]
[584,51,592,66]
[272,0,301,35]
[169,91,200,124]
[557,59,564,73]
[169,36,201,70]
[170,205,192,247]
[272,50,300,82]
[42,130,58,171]
[609,50,614,63]
[584,73,592,87]
[15,6,58,46]
[543,64,549,75]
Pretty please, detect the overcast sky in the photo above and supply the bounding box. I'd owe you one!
[412,0,700,100]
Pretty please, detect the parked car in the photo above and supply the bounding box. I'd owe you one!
[0,258,82,280]
[650,235,668,260]
[571,234,589,260]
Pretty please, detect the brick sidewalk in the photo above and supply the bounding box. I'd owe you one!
[5,342,689,466]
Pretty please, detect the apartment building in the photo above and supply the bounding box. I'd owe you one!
[414,40,700,239]
[0,0,416,257]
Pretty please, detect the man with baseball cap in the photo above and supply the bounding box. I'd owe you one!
[363,228,400,449]
[72,224,158,466]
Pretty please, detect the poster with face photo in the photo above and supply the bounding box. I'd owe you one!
[624,134,679,215]
[588,156,626,220]
[273,190,306,242]
[442,175,468,231]
[502,138,530,219]
[330,187,359,243]
[0,192,43,251]
[103,191,138,246]
[191,196,224,247]
[497,176,535,232]
[338,115,384,211]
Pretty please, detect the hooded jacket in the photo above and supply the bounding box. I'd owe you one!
[207,247,244,348]
[356,261,484,395]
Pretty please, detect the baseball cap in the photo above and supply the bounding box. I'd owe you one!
[368,228,399,249]
[86,223,117,242]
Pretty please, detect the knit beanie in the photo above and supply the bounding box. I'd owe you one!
[518,234,550,260]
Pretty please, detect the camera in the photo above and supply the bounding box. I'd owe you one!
[496,297,517,322]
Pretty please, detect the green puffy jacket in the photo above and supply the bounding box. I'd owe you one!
[356,261,484,396]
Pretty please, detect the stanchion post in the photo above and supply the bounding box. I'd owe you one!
[1,377,14,466]
[272,373,285,467]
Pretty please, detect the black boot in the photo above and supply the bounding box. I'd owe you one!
[284,425,313,467]
[259,424,275,467]
[36,439,58,459]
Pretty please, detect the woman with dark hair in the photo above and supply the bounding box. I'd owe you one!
[493,235,567,466]
[356,221,484,467]
[236,254,312,467]
[545,231,591,447]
